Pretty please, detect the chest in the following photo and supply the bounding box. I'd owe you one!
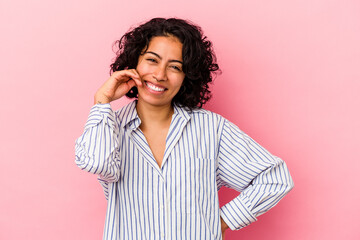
[117,126,220,216]
[121,111,222,174]
[142,127,168,168]
[123,122,219,171]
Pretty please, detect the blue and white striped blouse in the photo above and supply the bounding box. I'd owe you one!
[75,100,294,240]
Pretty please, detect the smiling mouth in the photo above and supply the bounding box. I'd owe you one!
[145,81,167,92]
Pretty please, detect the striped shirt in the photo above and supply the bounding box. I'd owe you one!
[75,100,294,240]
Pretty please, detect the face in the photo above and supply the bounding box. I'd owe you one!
[136,35,185,108]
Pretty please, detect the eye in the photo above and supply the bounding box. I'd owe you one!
[146,58,157,63]
[170,65,182,72]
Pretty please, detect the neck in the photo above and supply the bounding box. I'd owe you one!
[136,100,174,131]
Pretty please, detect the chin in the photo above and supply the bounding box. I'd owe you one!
[138,96,172,107]
[137,89,175,107]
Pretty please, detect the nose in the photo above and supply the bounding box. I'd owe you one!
[153,65,167,81]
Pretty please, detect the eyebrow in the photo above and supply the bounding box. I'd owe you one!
[144,51,183,64]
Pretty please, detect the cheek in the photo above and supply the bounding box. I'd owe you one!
[176,75,185,88]
[135,65,146,78]
[171,79,185,95]
[136,61,152,78]
[168,72,185,86]
[177,79,184,88]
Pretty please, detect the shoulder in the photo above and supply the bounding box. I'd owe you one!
[183,107,228,130]
[192,108,229,122]
[192,108,247,136]
[181,106,222,119]
[113,100,138,127]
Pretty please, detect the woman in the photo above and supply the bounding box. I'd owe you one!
[75,18,294,240]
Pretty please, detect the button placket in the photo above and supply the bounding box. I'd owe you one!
[158,179,167,239]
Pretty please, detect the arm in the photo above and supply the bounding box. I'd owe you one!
[75,69,142,182]
[218,119,294,230]
[75,103,121,182]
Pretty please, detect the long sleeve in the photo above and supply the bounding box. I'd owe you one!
[218,119,294,230]
[75,103,121,182]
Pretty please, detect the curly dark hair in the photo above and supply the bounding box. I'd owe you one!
[110,17,219,109]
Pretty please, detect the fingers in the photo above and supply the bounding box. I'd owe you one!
[94,69,142,104]
[125,79,136,89]
[129,69,143,87]
[112,69,142,87]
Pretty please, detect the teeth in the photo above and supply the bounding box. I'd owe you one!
[146,82,165,92]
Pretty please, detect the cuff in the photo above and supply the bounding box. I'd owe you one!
[85,103,116,130]
[220,194,257,230]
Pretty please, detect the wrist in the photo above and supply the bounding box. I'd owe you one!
[94,94,111,105]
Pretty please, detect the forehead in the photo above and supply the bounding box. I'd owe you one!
[146,36,183,58]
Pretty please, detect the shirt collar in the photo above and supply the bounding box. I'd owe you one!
[173,104,191,122]
[120,100,141,130]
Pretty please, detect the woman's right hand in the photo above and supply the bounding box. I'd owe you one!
[94,69,142,104]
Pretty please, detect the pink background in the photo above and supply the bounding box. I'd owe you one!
[1,0,359,239]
